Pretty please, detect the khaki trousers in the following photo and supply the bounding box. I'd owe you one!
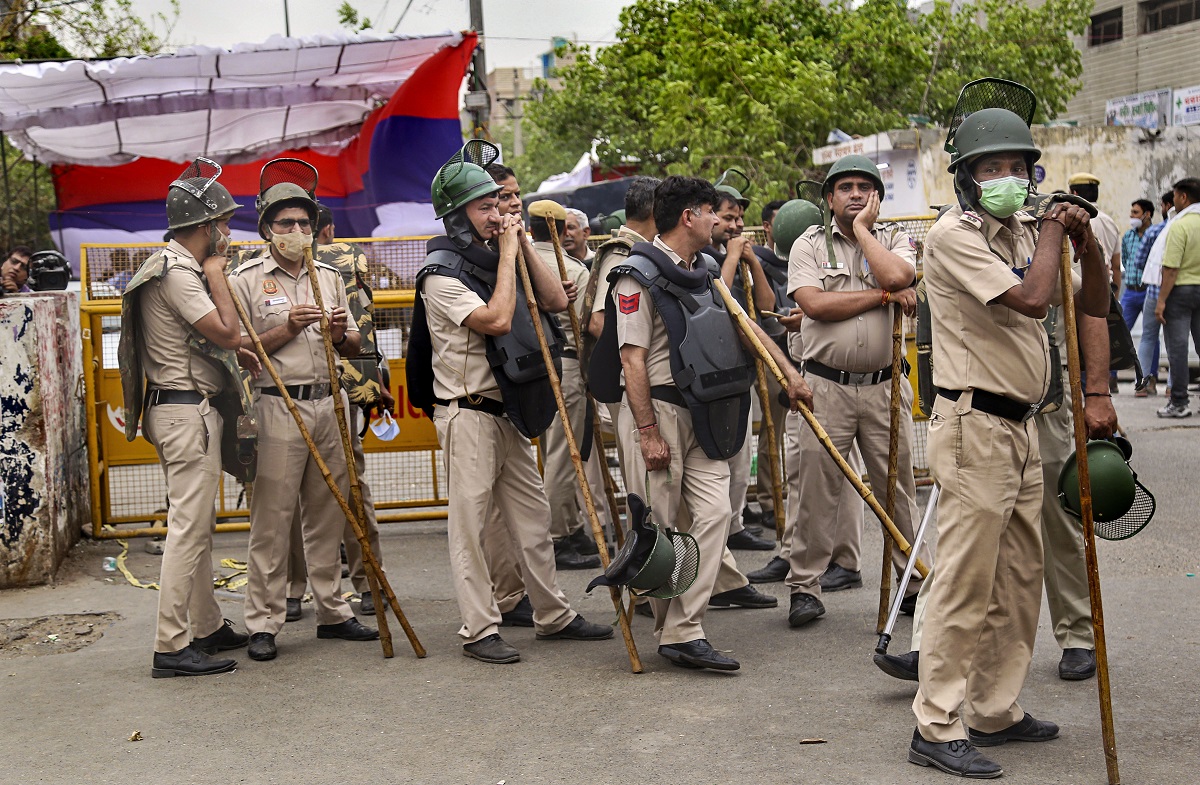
[434,404,575,643]
[727,411,754,535]
[542,357,587,539]
[914,393,1044,742]
[787,375,924,597]
[755,372,788,515]
[244,393,355,636]
[619,399,731,646]
[146,402,226,653]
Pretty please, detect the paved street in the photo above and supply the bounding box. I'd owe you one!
[2,389,1198,785]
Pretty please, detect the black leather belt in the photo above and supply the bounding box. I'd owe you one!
[804,359,892,386]
[260,383,332,400]
[649,385,686,407]
[937,388,1041,423]
[1127,284,1147,292]
[146,389,205,406]
[434,396,506,417]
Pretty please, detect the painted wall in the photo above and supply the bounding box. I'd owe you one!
[1,292,88,588]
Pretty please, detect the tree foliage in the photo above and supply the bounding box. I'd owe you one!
[337,2,372,32]
[519,0,1091,215]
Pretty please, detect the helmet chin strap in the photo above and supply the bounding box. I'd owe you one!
[443,209,478,250]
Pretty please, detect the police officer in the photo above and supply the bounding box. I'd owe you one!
[594,175,810,671]
[785,154,927,629]
[408,143,612,664]
[230,161,379,662]
[908,108,1109,778]
[119,158,249,677]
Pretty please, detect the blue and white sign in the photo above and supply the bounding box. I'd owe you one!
[1106,89,1172,130]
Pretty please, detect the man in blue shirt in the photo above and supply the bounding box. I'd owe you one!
[1135,191,1177,397]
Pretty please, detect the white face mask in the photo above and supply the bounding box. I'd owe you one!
[270,231,308,262]
[1130,217,1144,230]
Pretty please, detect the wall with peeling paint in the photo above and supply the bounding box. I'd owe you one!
[0,292,88,588]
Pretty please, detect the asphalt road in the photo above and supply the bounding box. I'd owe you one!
[2,386,1198,785]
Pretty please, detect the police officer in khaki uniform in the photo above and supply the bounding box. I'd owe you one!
[599,175,810,671]
[785,154,928,628]
[230,163,379,662]
[408,143,612,664]
[120,159,250,678]
[908,108,1110,778]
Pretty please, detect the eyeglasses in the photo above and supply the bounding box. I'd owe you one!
[271,218,312,231]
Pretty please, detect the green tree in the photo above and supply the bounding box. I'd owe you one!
[519,0,1090,220]
[337,2,372,31]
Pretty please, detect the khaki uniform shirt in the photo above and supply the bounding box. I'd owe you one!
[789,222,917,372]
[591,226,648,317]
[1093,210,1121,272]
[534,240,588,352]
[420,274,501,402]
[136,240,225,396]
[229,251,356,388]
[925,205,1069,405]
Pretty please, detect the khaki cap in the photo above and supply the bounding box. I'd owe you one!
[1068,172,1100,186]
[528,199,568,220]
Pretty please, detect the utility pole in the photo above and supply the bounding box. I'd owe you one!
[283,0,291,37]
[463,0,492,139]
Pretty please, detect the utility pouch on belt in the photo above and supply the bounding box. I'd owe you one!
[915,278,935,418]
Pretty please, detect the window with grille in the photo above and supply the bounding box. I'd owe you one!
[1142,0,1200,33]
[1089,9,1125,44]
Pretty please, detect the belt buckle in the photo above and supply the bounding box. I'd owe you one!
[314,383,330,398]
[1022,402,1040,422]
[847,371,869,386]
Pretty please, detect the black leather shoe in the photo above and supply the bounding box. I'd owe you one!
[554,538,602,570]
[874,650,919,681]
[341,565,350,579]
[788,592,826,627]
[634,601,654,618]
[899,592,918,616]
[1058,648,1096,681]
[709,584,778,609]
[285,598,303,623]
[967,713,1059,747]
[358,591,375,616]
[191,619,248,655]
[819,562,862,591]
[501,595,534,627]
[463,633,520,664]
[317,618,379,641]
[151,645,236,678]
[658,638,740,671]
[908,729,1002,778]
[727,529,775,551]
[537,614,614,640]
[741,505,764,528]
[247,632,277,661]
[747,555,789,584]
[567,527,600,555]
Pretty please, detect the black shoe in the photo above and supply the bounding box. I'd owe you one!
[536,614,614,640]
[358,591,376,616]
[634,601,654,618]
[727,529,775,551]
[709,584,778,609]
[191,619,248,655]
[567,527,600,556]
[747,555,789,584]
[554,538,602,570]
[967,713,1059,747]
[285,598,303,623]
[819,562,862,591]
[1058,648,1096,681]
[741,505,764,528]
[341,565,350,579]
[500,595,534,627]
[874,650,919,681]
[463,633,520,664]
[317,618,379,641]
[247,632,277,661]
[788,592,825,627]
[658,638,740,671]
[151,645,236,678]
[908,729,1002,778]
[899,592,918,616]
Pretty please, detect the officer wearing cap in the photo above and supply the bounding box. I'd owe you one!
[908,108,1110,778]
[119,158,250,677]
[230,160,379,662]
[1068,172,1122,293]
[407,142,613,664]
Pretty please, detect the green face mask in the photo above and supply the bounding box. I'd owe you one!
[975,176,1029,219]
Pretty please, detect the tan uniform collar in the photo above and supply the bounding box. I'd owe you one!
[616,226,647,244]
[653,234,695,270]
[165,239,202,271]
[977,208,1035,243]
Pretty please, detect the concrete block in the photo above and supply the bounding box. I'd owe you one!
[1,292,89,587]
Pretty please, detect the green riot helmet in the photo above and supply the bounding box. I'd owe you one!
[822,154,885,200]
[586,493,700,600]
[771,199,823,258]
[166,157,241,230]
[255,158,320,240]
[946,107,1041,175]
[1058,440,1136,523]
[431,139,503,219]
[714,168,751,209]
[599,209,626,234]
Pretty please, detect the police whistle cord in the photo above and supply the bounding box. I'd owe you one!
[877,305,905,635]
[302,246,396,660]
[739,257,785,542]
[543,213,626,549]
[514,244,643,674]
[222,267,425,660]
[713,278,929,579]
[1058,237,1120,784]
[875,484,938,658]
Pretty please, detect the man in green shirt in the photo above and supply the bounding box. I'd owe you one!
[1155,177,1200,418]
